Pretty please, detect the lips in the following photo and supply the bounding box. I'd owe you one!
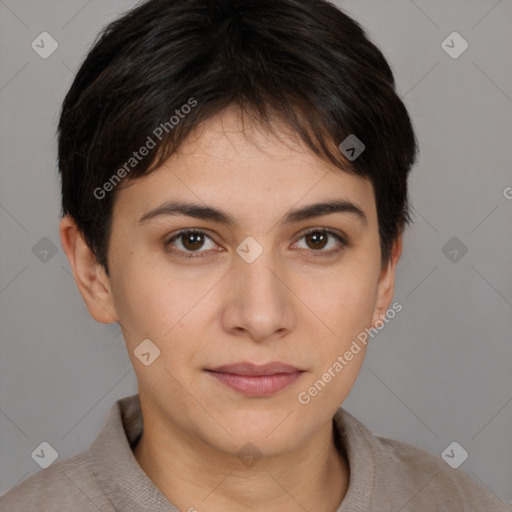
[208,362,303,376]
[205,362,305,396]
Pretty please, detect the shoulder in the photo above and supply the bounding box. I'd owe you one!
[335,408,511,511]
[372,434,510,510]
[0,451,113,512]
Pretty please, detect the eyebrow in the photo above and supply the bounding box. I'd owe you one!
[138,199,368,227]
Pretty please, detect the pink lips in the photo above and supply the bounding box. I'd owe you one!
[206,362,304,396]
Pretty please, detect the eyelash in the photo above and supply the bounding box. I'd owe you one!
[164,228,347,260]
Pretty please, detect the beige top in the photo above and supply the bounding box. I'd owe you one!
[1,394,509,511]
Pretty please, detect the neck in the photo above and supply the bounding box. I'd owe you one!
[133,407,349,512]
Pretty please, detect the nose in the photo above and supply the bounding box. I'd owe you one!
[220,244,297,343]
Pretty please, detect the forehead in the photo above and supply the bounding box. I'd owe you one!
[113,108,377,227]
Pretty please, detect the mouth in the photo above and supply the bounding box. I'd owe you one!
[205,362,305,396]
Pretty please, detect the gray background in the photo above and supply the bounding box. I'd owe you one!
[1,0,511,504]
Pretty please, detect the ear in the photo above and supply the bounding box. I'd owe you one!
[59,215,118,324]
[370,234,403,328]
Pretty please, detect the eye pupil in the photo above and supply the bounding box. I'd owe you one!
[306,231,328,250]
[183,232,204,251]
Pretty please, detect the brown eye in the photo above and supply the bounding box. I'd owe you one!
[165,229,217,259]
[294,228,346,257]
[304,231,329,250]
[181,231,206,251]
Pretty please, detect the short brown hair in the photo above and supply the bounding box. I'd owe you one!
[58,0,419,275]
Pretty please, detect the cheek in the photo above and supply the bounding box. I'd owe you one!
[111,268,203,394]
[303,266,378,344]
[296,273,374,410]
[110,259,216,367]
[109,261,181,343]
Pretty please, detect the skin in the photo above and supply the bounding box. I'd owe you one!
[60,107,402,512]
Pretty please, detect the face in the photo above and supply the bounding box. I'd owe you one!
[64,108,400,458]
